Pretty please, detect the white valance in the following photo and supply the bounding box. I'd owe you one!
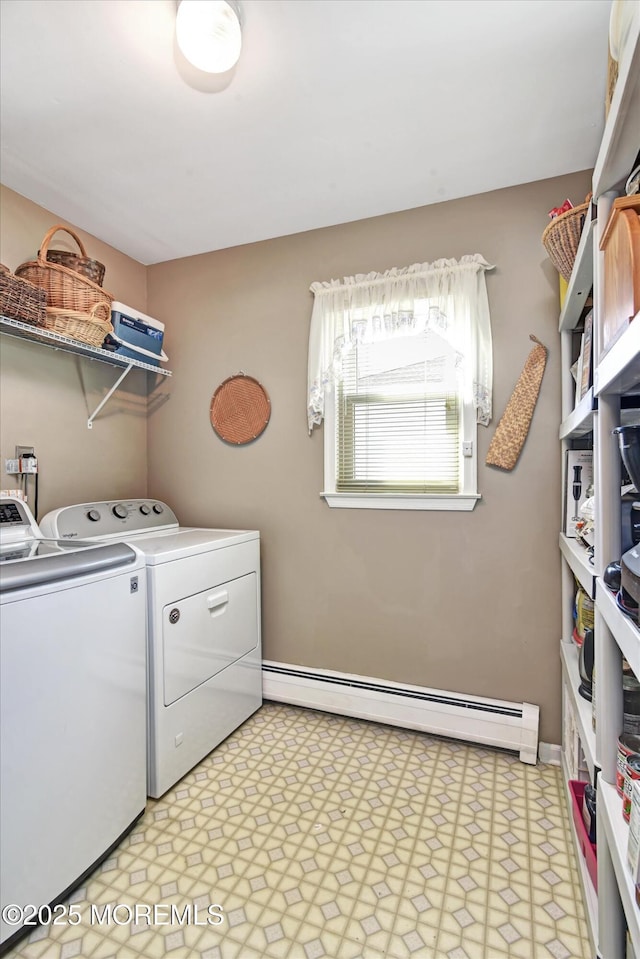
[307,254,494,432]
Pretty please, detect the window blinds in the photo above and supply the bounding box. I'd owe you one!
[335,339,460,493]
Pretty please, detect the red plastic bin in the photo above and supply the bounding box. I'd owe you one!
[568,780,597,891]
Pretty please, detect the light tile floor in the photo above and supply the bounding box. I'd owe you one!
[6,703,590,959]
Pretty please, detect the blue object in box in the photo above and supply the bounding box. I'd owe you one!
[108,302,168,366]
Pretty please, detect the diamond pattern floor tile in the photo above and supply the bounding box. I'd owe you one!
[4,703,590,959]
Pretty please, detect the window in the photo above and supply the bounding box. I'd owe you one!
[308,257,493,510]
[335,331,461,492]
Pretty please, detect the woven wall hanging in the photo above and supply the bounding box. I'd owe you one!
[485,334,548,471]
[210,373,271,445]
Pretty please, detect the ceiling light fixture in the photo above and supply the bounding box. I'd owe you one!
[176,0,242,74]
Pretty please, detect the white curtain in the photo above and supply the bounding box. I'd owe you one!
[307,254,494,433]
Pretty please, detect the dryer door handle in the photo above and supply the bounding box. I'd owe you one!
[207,590,229,616]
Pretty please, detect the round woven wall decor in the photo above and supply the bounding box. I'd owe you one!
[210,373,271,445]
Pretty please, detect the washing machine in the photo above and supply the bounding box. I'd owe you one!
[0,497,147,951]
[40,500,262,798]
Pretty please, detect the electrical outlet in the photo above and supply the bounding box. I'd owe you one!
[15,445,35,459]
[462,441,473,457]
[10,446,38,474]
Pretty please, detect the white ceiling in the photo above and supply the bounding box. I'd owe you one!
[0,0,611,265]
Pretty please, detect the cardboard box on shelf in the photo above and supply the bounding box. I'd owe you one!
[564,450,594,538]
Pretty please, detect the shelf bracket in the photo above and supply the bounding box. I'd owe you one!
[87,363,134,429]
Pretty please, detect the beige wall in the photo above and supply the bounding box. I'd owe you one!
[0,173,591,744]
[146,169,592,744]
[0,186,149,516]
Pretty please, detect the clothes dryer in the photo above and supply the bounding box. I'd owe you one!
[40,500,262,798]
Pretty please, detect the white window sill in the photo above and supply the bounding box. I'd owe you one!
[321,493,481,511]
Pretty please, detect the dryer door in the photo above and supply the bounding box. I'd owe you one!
[162,572,258,705]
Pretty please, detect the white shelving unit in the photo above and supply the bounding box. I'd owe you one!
[558,13,640,958]
[561,641,597,779]
[560,387,595,440]
[595,319,640,959]
[600,780,640,950]
[560,533,596,596]
[597,578,640,676]
[559,289,598,949]
[0,314,172,428]
[559,209,595,334]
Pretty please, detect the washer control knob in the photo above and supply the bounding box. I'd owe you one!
[139,504,151,516]
[112,504,127,519]
[152,504,164,515]
[87,509,101,522]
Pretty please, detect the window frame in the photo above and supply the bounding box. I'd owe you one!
[322,341,481,511]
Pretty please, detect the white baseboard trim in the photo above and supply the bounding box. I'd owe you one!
[538,742,562,766]
[262,660,539,765]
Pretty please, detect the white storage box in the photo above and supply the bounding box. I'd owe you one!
[108,302,168,366]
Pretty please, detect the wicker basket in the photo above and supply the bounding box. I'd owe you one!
[210,373,271,445]
[41,225,106,286]
[16,225,113,312]
[0,264,47,327]
[541,196,591,282]
[43,301,113,348]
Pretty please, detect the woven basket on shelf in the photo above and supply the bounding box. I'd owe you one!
[16,225,113,312]
[0,264,47,327]
[43,301,113,349]
[41,225,106,286]
[541,195,591,282]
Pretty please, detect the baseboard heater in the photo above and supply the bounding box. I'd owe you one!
[262,661,539,765]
